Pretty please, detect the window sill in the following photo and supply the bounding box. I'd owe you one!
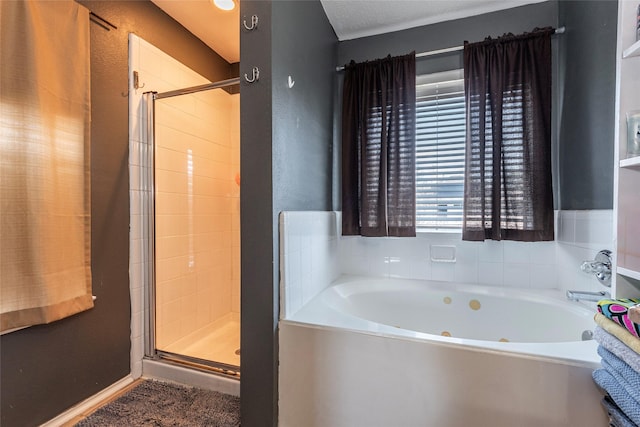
[416,229,462,238]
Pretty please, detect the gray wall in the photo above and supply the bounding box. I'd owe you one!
[558,0,617,209]
[337,0,618,211]
[240,1,275,425]
[0,2,233,426]
[240,1,337,425]
[336,1,561,207]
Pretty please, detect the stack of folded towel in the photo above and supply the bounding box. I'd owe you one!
[592,299,640,427]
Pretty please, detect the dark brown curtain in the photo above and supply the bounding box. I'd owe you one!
[341,52,416,237]
[462,28,554,242]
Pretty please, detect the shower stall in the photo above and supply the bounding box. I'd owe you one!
[142,77,240,376]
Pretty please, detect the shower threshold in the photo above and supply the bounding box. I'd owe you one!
[152,351,240,379]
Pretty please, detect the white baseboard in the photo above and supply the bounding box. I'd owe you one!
[40,375,134,427]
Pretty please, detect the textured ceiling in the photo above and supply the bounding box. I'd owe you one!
[152,0,548,65]
[320,0,549,41]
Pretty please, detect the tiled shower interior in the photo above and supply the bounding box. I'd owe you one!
[129,34,240,376]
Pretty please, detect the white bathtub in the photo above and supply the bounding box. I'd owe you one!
[279,276,607,427]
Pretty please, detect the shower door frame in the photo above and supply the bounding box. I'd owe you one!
[141,77,240,377]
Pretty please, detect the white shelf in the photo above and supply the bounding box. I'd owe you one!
[620,155,640,168]
[617,266,640,281]
[623,39,640,58]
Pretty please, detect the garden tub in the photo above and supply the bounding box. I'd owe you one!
[279,276,606,427]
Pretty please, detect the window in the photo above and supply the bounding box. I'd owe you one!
[415,69,465,231]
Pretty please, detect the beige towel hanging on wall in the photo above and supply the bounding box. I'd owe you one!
[0,0,93,332]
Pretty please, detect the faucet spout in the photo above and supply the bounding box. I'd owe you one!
[566,290,610,303]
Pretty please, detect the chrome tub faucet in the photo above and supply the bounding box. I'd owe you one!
[566,250,612,303]
[580,249,612,287]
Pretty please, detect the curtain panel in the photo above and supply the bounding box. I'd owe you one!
[1,0,92,332]
[341,52,417,237]
[462,28,554,242]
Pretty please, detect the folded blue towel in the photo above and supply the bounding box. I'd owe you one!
[595,327,640,374]
[601,395,638,427]
[599,346,640,405]
[593,368,640,425]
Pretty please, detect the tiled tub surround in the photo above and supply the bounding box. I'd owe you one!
[128,34,240,389]
[556,210,614,295]
[280,210,614,315]
[340,210,614,295]
[278,210,612,427]
[278,211,341,319]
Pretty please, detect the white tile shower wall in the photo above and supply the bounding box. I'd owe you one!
[128,34,240,377]
[339,210,613,292]
[279,211,341,319]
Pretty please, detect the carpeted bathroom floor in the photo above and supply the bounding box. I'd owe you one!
[72,379,240,427]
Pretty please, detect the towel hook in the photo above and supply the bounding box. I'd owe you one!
[244,67,260,84]
[243,15,259,31]
[133,71,145,90]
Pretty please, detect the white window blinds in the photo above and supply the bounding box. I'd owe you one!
[415,70,466,231]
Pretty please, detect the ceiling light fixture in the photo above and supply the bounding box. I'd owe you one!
[213,0,235,11]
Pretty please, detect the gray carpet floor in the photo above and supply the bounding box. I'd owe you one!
[74,379,240,426]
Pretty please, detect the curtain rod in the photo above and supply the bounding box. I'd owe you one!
[335,26,565,72]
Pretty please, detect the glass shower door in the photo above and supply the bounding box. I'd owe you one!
[147,82,240,372]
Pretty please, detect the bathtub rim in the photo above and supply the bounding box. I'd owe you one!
[284,275,601,367]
